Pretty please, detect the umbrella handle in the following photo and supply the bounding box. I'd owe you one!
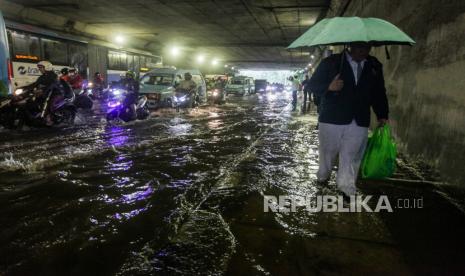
[339,46,347,74]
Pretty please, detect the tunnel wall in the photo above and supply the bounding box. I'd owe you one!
[327,0,465,186]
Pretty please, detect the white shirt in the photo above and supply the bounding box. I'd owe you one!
[291,79,300,91]
[345,52,366,84]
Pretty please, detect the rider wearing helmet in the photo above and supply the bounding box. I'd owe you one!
[122,70,139,118]
[177,72,197,91]
[60,68,70,82]
[27,61,58,90]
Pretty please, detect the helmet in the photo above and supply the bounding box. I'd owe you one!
[37,61,53,71]
[69,67,78,73]
[61,68,69,75]
[125,70,135,79]
[184,72,192,79]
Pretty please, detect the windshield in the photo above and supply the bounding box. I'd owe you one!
[230,79,244,85]
[141,74,174,86]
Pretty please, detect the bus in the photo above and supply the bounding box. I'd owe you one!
[0,11,12,96]
[3,19,162,91]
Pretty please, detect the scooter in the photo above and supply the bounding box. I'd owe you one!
[172,88,195,112]
[16,85,77,127]
[73,81,94,110]
[106,88,149,122]
[210,88,225,104]
[0,88,33,129]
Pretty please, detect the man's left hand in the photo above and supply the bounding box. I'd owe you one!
[378,118,388,127]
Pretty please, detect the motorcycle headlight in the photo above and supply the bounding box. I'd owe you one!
[175,95,187,102]
[113,89,122,95]
[88,82,93,88]
[108,101,121,108]
[14,89,24,96]
[213,90,219,96]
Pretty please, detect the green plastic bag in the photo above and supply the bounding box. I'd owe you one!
[361,124,397,179]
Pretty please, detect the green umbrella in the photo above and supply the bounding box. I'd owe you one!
[288,16,415,48]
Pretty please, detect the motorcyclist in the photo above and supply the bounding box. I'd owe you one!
[176,72,197,96]
[60,67,70,82]
[93,72,105,97]
[68,68,83,91]
[23,61,61,125]
[213,77,225,99]
[26,61,58,91]
[121,70,139,119]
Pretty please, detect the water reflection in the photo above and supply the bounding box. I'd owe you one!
[106,125,131,147]
[208,119,224,130]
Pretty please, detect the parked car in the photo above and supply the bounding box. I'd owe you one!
[139,68,206,109]
[225,76,254,96]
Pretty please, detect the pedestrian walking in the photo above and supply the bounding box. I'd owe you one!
[290,75,300,111]
[308,43,389,198]
[301,74,312,113]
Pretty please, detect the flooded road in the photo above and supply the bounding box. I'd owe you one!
[1,93,464,275]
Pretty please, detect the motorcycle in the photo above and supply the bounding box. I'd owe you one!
[73,80,94,110]
[210,87,225,104]
[172,88,195,112]
[0,88,33,129]
[106,88,149,122]
[2,86,76,128]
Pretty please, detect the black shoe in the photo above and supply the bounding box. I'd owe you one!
[315,179,329,186]
[341,193,351,204]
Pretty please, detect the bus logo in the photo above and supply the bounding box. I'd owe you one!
[18,66,27,75]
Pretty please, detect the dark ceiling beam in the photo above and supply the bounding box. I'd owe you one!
[191,42,289,47]
[266,0,287,62]
[224,60,307,64]
[24,3,80,9]
[253,4,330,12]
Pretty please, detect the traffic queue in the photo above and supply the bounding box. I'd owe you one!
[0,60,271,130]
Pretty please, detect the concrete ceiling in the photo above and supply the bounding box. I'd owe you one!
[2,0,331,69]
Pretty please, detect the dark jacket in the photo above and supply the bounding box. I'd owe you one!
[308,53,389,127]
[121,78,139,95]
[302,78,311,92]
[30,71,58,90]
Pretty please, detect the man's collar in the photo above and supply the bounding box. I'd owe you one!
[345,51,367,64]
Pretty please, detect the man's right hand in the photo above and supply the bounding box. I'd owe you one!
[328,74,344,92]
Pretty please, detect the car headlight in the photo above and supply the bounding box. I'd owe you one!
[14,89,24,96]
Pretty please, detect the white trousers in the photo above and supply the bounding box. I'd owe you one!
[317,120,368,196]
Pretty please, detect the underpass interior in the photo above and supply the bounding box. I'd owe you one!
[1,0,465,275]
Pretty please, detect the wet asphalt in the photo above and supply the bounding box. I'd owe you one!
[0,92,464,275]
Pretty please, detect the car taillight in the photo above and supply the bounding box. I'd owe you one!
[7,58,13,80]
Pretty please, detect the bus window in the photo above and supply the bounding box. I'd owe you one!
[127,54,134,71]
[108,50,127,71]
[134,55,140,71]
[139,56,147,69]
[10,31,40,62]
[41,38,68,65]
[68,43,87,76]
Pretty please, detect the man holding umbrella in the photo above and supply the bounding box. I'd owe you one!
[308,43,388,197]
[288,17,414,198]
